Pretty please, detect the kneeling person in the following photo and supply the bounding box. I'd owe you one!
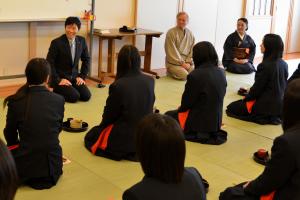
[166,42,227,145]
[84,45,155,161]
[47,16,91,103]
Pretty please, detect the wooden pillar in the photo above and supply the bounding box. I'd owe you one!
[28,22,37,59]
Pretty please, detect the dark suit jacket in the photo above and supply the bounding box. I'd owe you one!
[245,124,300,200]
[47,34,90,86]
[4,86,64,181]
[222,31,256,67]
[179,64,227,133]
[123,167,206,200]
[85,72,155,159]
[245,59,288,117]
[288,63,300,83]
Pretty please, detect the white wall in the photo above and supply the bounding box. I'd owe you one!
[288,0,300,53]
[273,0,291,50]
[0,0,91,20]
[135,0,179,69]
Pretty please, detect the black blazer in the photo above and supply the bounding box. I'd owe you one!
[4,86,64,181]
[222,31,256,66]
[179,64,227,133]
[123,167,206,200]
[88,72,155,159]
[245,124,300,200]
[245,59,288,117]
[47,34,90,86]
[288,63,300,83]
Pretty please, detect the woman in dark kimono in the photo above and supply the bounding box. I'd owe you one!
[226,34,288,125]
[166,42,227,145]
[222,18,256,74]
[3,58,65,190]
[84,45,155,161]
[220,79,300,200]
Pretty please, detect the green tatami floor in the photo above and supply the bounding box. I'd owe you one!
[0,61,299,200]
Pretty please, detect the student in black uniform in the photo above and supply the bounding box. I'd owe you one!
[47,16,91,103]
[3,58,65,190]
[123,114,207,200]
[166,41,227,145]
[0,139,18,200]
[222,18,256,74]
[84,45,155,161]
[220,79,300,200]
[226,34,288,125]
[288,63,300,83]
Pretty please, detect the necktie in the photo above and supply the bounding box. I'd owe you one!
[70,40,75,64]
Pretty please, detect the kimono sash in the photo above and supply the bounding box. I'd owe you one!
[261,191,275,200]
[91,124,114,154]
[246,100,256,114]
[178,110,190,130]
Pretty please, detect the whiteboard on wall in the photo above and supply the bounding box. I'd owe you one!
[0,0,91,21]
[136,0,179,69]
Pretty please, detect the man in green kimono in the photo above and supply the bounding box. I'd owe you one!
[165,12,195,80]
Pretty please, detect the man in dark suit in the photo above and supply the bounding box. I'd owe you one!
[47,16,91,103]
[288,63,300,83]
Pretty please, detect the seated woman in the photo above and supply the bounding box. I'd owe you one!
[0,139,18,200]
[220,79,300,200]
[84,45,155,161]
[3,58,65,190]
[222,18,256,74]
[123,114,207,200]
[288,63,300,83]
[166,41,227,145]
[226,34,288,125]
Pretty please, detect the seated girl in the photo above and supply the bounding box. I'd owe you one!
[3,58,65,190]
[84,45,155,161]
[222,18,256,74]
[123,114,207,200]
[226,34,288,125]
[220,79,300,200]
[0,139,18,200]
[166,41,227,145]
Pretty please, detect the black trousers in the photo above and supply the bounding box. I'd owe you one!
[53,80,91,103]
[226,62,256,74]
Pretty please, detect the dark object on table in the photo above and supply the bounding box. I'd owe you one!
[119,26,137,33]
[253,149,270,166]
[62,118,89,133]
[238,87,249,96]
[97,83,106,88]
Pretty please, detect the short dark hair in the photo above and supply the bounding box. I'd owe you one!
[116,45,141,80]
[282,79,300,130]
[65,16,81,30]
[262,34,284,61]
[136,114,186,183]
[193,41,219,67]
[0,139,18,200]
[238,17,249,31]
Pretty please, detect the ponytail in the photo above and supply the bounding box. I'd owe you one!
[3,83,30,108]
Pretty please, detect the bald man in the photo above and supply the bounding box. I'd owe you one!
[165,12,195,80]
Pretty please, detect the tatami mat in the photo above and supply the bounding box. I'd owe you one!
[0,59,299,200]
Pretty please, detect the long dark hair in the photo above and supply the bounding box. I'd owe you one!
[3,58,50,108]
[136,114,186,183]
[282,79,300,131]
[0,139,18,200]
[116,45,141,80]
[193,41,219,68]
[262,34,284,62]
